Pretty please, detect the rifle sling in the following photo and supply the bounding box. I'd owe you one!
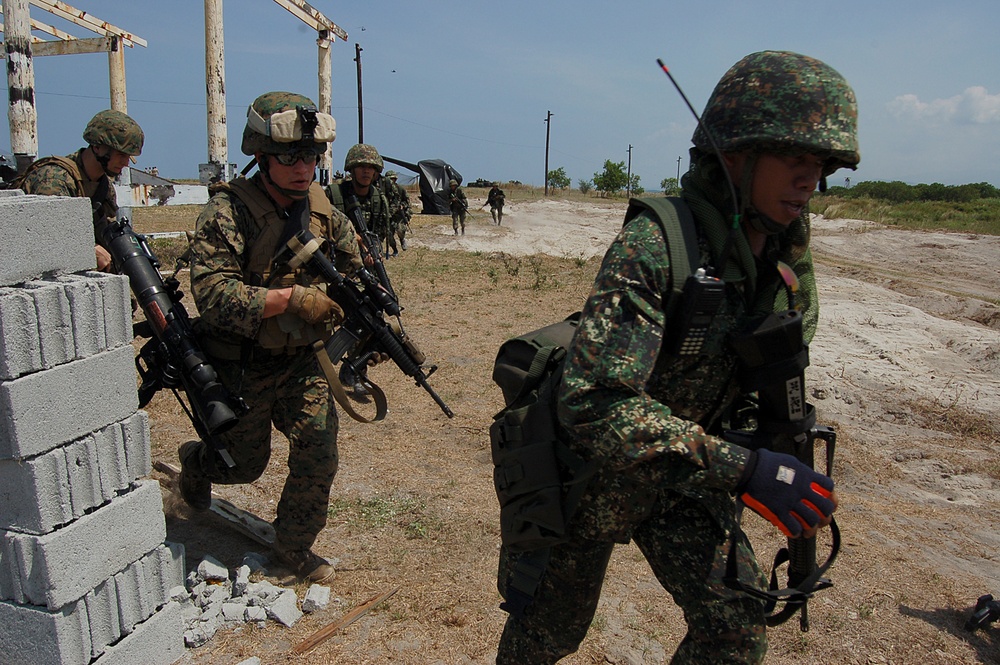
[313,340,388,423]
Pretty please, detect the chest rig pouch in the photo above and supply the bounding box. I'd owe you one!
[229,179,338,352]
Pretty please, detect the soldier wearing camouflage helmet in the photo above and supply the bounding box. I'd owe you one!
[325,144,392,256]
[181,91,363,584]
[383,170,411,252]
[496,51,857,663]
[324,143,393,394]
[18,109,144,271]
[448,178,468,234]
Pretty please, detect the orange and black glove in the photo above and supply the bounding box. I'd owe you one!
[736,448,836,538]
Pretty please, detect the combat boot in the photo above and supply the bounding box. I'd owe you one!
[178,440,211,511]
[273,546,336,583]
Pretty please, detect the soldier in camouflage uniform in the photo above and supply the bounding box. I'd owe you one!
[325,143,392,393]
[326,143,392,256]
[448,178,467,234]
[18,109,144,271]
[384,170,411,252]
[179,91,361,583]
[496,51,859,663]
[487,181,505,225]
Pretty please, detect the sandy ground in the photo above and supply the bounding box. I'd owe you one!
[159,194,1000,664]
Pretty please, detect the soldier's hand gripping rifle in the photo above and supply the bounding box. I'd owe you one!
[102,218,245,468]
[723,306,839,632]
[271,229,454,421]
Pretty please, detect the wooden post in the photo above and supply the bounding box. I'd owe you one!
[3,0,38,173]
[107,35,131,186]
[204,0,229,183]
[317,29,332,185]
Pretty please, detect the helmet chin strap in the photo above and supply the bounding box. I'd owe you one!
[258,155,311,201]
[739,152,787,237]
[90,145,117,178]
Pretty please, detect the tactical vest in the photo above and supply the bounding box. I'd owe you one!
[326,179,385,227]
[203,178,339,357]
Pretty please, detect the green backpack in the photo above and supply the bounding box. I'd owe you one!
[489,196,700,553]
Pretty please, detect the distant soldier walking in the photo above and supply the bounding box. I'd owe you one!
[385,170,411,252]
[449,178,468,235]
[487,181,506,225]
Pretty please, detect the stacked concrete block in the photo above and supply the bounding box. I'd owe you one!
[0,192,185,665]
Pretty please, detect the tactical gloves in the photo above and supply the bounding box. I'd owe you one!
[736,448,835,538]
[287,284,344,325]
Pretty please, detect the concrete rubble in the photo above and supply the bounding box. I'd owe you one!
[179,554,336,648]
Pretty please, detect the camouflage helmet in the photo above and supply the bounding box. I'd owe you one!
[241,91,335,156]
[693,51,860,172]
[83,110,144,156]
[386,170,397,180]
[344,144,383,173]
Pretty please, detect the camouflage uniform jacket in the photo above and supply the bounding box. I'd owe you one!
[325,179,391,241]
[487,186,505,208]
[18,149,117,244]
[449,186,467,213]
[557,187,815,543]
[188,174,361,358]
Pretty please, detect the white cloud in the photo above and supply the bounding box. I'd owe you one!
[888,86,1000,124]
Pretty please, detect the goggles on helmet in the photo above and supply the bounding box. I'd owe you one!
[246,104,336,144]
[272,149,321,167]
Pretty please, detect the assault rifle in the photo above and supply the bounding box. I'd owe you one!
[723,308,839,632]
[102,218,245,468]
[271,228,454,420]
[343,193,395,300]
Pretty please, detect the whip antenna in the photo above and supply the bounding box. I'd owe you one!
[657,58,740,274]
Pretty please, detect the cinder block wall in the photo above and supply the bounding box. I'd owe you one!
[0,191,186,665]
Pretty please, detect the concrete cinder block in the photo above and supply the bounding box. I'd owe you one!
[114,559,148,635]
[0,345,138,459]
[0,287,42,381]
[81,271,132,349]
[121,410,152,480]
[0,194,94,286]
[2,479,167,609]
[0,443,73,534]
[83,579,121,661]
[0,416,151,535]
[94,420,129,503]
[0,598,92,665]
[142,542,186,612]
[21,279,75,370]
[64,434,104,519]
[93,600,186,665]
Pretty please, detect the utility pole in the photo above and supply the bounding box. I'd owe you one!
[3,0,36,173]
[626,144,633,197]
[355,43,364,143]
[676,155,681,185]
[543,110,552,196]
[203,0,229,184]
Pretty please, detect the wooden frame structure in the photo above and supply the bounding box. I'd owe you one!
[1,0,145,174]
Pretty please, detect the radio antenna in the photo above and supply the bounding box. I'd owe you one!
[657,58,739,275]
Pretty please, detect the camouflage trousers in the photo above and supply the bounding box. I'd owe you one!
[452,209,466,233]
[496,493,767,664]
[490,204,504,225]
[184,347,339,552]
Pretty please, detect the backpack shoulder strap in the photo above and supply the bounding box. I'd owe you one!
[625,195,699,316]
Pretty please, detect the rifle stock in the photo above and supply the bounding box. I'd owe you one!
[102,219,244,468]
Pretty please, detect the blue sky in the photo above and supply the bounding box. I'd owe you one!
[4,0,999,188]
